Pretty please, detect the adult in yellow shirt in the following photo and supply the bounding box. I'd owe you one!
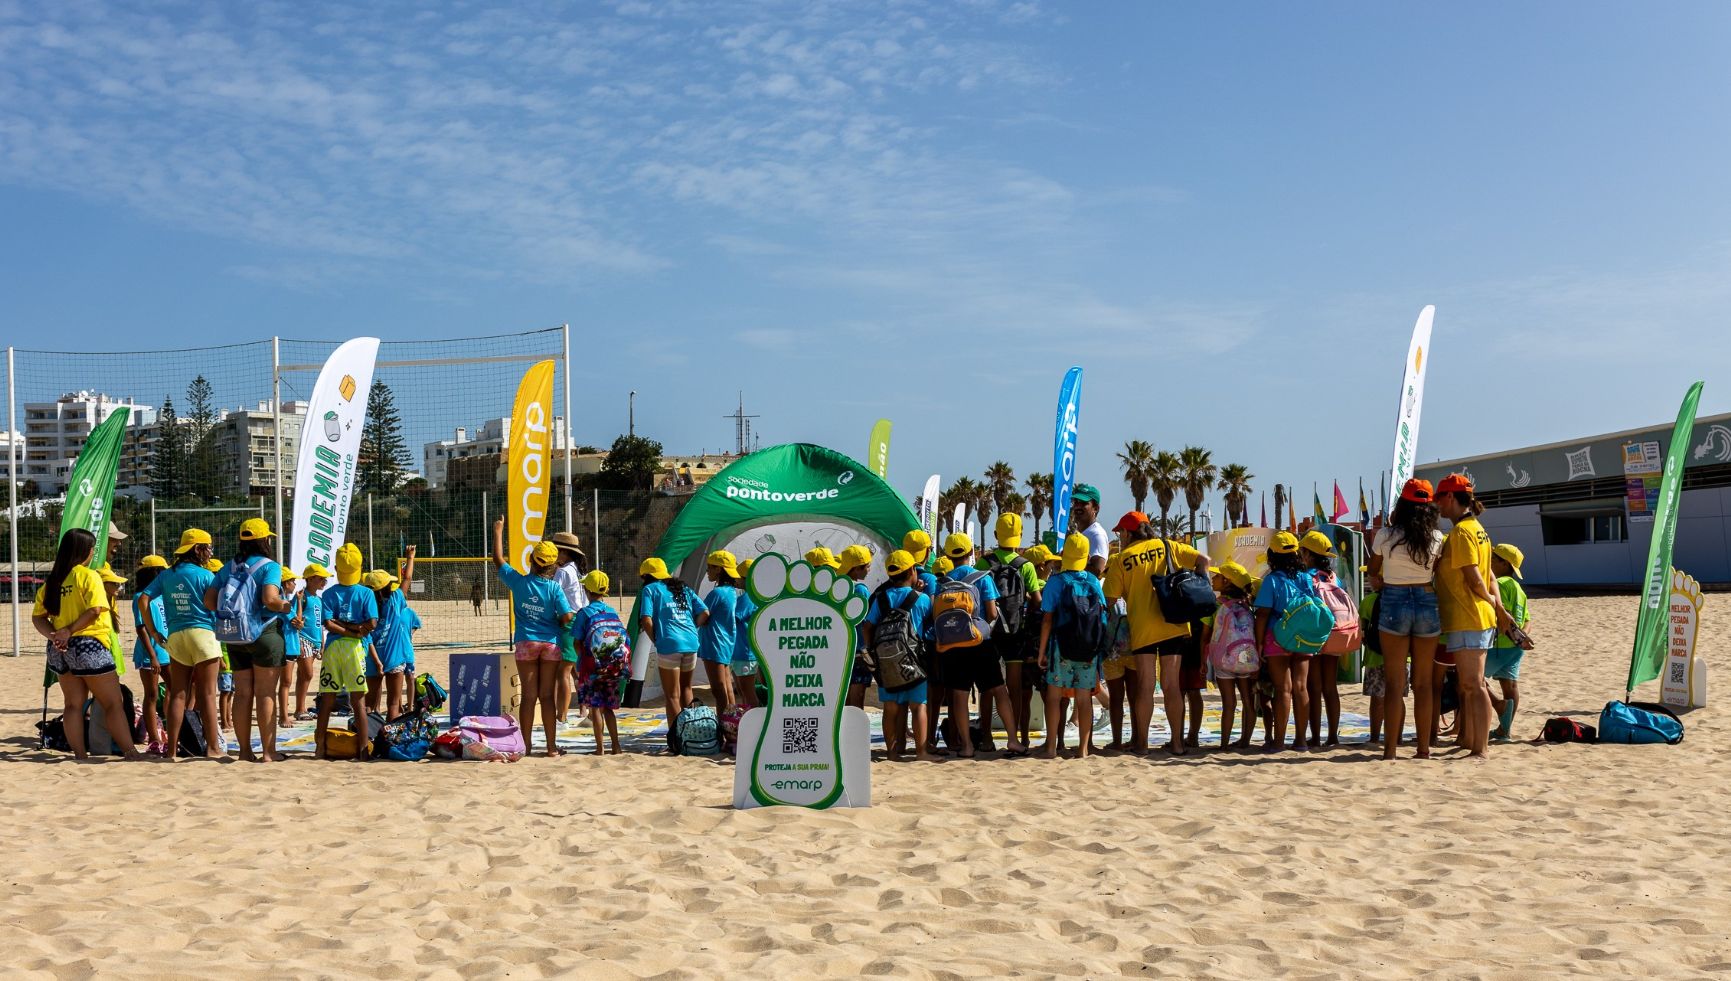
[1435,474,1512,761]
[31,528,143,760]
[1102,512,1210,756]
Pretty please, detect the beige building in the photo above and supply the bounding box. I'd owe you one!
[210,402,306,497]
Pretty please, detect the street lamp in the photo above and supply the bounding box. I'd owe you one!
[628,390,636,438]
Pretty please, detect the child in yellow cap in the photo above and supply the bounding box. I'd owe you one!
[1206,560,1261,749]
[636,557,709,727]
[570,570,630,754]
[140,530,224,760]
[291,564,329,722]
[131,556,173,752]
[1253,531,1315,751]
[837,545,876,711]
[1299,530,1348,747]
[700,550,745,717]
[317,543,380,760]
[1035,533,1107,759]
[862,548,936,761]
[1487,544,1531,741]
[492,520,577,757]
[983,514,1042,753]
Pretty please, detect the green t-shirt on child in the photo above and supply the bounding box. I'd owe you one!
[1493,577,1529,650]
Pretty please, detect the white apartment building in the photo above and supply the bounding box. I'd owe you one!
[22,392,155,495]
[211,401,306,497]
[422,415,571,488]
[0,430,22,488]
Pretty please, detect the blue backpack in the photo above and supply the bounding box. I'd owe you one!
[1270,571,1335,655]
[213,558,269,644]
[1055,575,1108,663]
[1598,701,1683,745]
[670,704,720,756]
[374,710,440,761]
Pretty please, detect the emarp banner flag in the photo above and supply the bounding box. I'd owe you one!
[290,337,379,571]
[1052,366,1083,537]
[508,360,557,572]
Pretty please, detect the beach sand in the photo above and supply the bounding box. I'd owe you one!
[1,594,1726,978]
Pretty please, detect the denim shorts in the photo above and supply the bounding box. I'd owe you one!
[1378,585,1440,638]
[1443,628,1497,652]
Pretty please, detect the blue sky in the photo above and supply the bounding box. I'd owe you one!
[3,1,1729,521]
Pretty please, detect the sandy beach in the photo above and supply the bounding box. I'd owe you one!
[1,593,1725,979]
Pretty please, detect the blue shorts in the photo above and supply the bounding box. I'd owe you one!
[1046,655,1100,693]
[219,672,235,694]
[1486,648,1524,679]
[1444,628,1497,653]
[1378,585,1441,638]
[879,681,928,705]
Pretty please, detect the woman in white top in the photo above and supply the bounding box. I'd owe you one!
[550,532,590,724]
[1367,478,1446,761]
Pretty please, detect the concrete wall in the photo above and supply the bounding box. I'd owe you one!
[1479,486,1731,587]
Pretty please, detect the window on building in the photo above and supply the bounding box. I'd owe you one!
[1539,499,1628,546]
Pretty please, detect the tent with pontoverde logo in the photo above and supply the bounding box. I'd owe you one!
[653,443,922,586]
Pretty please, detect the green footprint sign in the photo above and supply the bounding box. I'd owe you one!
[732,554,872,809]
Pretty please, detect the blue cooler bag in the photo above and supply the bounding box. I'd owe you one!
[1598,701,1683,745]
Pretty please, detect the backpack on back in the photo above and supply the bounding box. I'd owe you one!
[583,606,630,662]
[213,558,267,645]
[932,571,992,653]
[1598,701,1684,745]
[1313,573,1362,655]
[869,589,928,693]
[984,554,1030,637]
[1270,571,1335,655]
[1054,574,1107,663]
[1207,600,1261,676]
[670,704,721,756]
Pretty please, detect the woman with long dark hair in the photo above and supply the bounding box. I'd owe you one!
[31,528,142,760]
[1368,479,1446,760]
[203,519,294,763]
[637,558,709,724]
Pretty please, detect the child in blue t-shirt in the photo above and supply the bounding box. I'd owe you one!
[292,564,328,721]
[699,551,744,716]
[492,520,575,757]
[732,559,761,708]
[636,557,709,725]
[1035,533,1107,760]
[864,549,936,762]
[1252,533,1316,752]
[571,570,629,754]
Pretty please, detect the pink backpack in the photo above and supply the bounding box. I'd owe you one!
[1313,573,1362,655]
[457,715,525,761]
[1207,600,1260,677]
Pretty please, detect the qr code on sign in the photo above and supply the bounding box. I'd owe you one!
[1669,662,1687,685]
[781,717,818,755]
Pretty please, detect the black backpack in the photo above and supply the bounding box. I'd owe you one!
[1054,575,1108,662]
[984,553,1031,637]
[1151,540,1217,623]
[869,588,928,693]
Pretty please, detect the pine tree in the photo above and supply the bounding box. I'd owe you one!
[359,380,410,495]
[149,395,186,501]
[184,375,219,499]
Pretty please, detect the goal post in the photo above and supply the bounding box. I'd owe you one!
[395,555,508,650]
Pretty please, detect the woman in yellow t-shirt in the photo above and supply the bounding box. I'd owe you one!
[31,528,143,760]
[1434,473,1512,760]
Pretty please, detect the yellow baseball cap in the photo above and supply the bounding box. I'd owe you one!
[97,562,126,585]
[239,517,274,541]
[174,528,212,555]
[281,568,298,581]
[203,558,225,573]
[995,513,1024,547]
[1022,543,1056,565]
[942,532,973,559]
[1271,531,1300,554]
[531,541,559,568]
[934,556,955,575]
[138,554,169,570]
[1213,559,1253,590]
[838,544,873,574]
[902,529,932,561]
[581,570,610,595]
[1492,543,1525,579]
[738,558,754,577]
[1250,575,1263,596]
[335,543,364,586]
[885,549,917,575]
[706,549,740,577]
[302,563,332,581]
[363,569,393,590]
[804,546,840,570]
[1061,532,1091,573]
[1299,530,1337,557]
[639,557,670,580]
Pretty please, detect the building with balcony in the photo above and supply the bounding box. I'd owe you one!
[22,392,154,495]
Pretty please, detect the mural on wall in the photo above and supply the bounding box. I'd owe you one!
[1693,424,1731,463]
[1565,446,1596,481]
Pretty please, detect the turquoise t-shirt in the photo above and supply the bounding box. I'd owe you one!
[639,580,702,654]
[699,584,741,663]
[866,585,934,642]
[498,564,572,644]
[850,580,871,655]
[321,583,379,641]
[142,562,216,634]
[133,594,169,662]
[733,591,759,666]
[918,571,939,597]
[947,565,1001,606]
[372,589,416,670]
[298,593,325,648]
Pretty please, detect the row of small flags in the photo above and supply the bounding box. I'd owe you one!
[1256,477,1379,532]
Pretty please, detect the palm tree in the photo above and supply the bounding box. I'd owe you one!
[971,480,995,542]
[1117,439,1156,513]
[1217,463,1254,528]
[1002,490,1026,525]
[1025,472,1053,538]
[983,461,1016,517]
[1150,451,1182,531]
[942,477,978,534]
[1179,445,1217,535]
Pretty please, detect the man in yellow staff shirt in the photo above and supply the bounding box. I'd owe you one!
[1103,512,1210,756]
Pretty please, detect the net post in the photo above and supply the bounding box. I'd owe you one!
[562,322,574,533]
[592,487,600,572]
[481,490,489,607]
[272,336,284,541]
[7,346,18,657]
[368,493,375,565]
[150,497,156,556]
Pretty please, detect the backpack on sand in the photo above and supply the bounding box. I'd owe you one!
[932,571,992,653]
[457,714,526,761]
[374,709,440,761]
[84,684,140,756]
[984,554,1031,637]
[1270,572,1335,656]
[1054,575,1108,663]
[1598,701,1684,745]
[1313,573,1362,655]
[1540,717,1597,744]
[868,589,927,693]
[670,704,720,756]
[213,557,268,645]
